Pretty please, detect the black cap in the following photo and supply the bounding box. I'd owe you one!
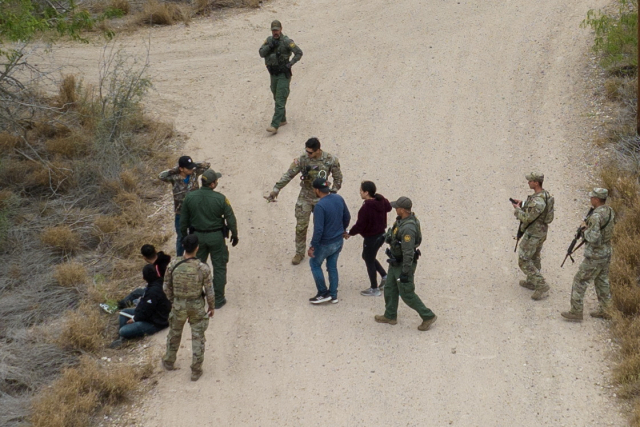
[312,178,329,190]
[178,156,196,170]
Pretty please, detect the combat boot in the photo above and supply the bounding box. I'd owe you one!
[561,310,583,322]
[266,126,278,134]
[280,121,287,126]
[531,285,550,301]
[519,280,535,290]
[590,308,611,320]
[191,370,203,381]
[161,359,175,371]
[418,315,438,331]
[291,254,304,265]
[374,315,397,325]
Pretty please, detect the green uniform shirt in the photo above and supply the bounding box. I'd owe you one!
[386,213,422,274]
[514,190,553,238]
[259,34,303,68]
[180,187,238,239]
[583,205,615,260]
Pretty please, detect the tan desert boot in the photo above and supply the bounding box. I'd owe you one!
[531,285,550,301]
[291,254,304,265]
[266,126,278,133]
[418,315,438,331]
[561,311,583,322]
[519,280,535,290]
[374,315,397,325]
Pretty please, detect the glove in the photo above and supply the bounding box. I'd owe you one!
[231,236,239,247]
[264,191,278,202]
[399,273,409,283]
[285,63,292,69]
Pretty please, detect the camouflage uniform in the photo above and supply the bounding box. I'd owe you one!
[570,204,615,313]
[272,151,342,256]
[383,213,436,322]
[162,257,214,376]
[158,161,210,255]
[514,190,553,292]
[258,23,303,130]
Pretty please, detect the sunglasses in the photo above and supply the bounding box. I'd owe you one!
[306,149,315,154]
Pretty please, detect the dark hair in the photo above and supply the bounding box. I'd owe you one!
[142,263,160,283]
[305,137,321,151]
[201,177,215,187]
[361,181,376,198]
[182,234,199,253]
[141,244,157,259]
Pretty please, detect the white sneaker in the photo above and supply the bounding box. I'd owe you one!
[360,287,381,296]
[331,297,339,304]
[310,294,331,304]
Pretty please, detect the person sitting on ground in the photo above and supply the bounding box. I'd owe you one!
[110,264,172,349]
[116,244,171,309]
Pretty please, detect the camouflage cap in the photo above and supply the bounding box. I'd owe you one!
[201,169,222,184]
[271,20,282,30]
[589,187,609,200]
[390,196,412,210]
[525,172,544,183]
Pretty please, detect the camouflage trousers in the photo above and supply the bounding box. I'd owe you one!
[570,256,611,313]
[518,233,547,290]
[163,298,209,373]
[294,190,318,256]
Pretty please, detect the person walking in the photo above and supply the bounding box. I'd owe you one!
[308,178,350,304]
[511,172,554,301]
[159,156,210,256]
[162,235,215,381]
[561,188,615,322]
[180,169,238,309]
[258,19,303,134]
[344,181,391,296]
[374,197,437,331]
[265,137,342,265]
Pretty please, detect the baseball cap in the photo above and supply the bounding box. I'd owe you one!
[589,188,608,199]
[312,177,329,190]
[271,20,282,30]
[390,196,412,210]
[201,169,222,184]
[525,172,544,183]
[178,156,196,170]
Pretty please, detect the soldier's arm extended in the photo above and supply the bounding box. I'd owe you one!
[259,37,275,58]
[194,161,211,176]
[287,39,303,66]
[583,212,603,244]
[158,167,179,183]
[400,225,417,274]
[224,197,238,238]
[514,196,545,225]
[180,195,192,238]
[163,262,174,302]
[273,157,303,194]
[201,264,215,310]
[330,157,343,192]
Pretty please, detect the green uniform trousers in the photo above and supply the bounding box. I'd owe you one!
[163,298,209,373]
[270,73,290,128]
[384,262,436,321]
[294,193,317,256]
[570,256,611,312]
[518,233,547,290]
[195,230,229,305]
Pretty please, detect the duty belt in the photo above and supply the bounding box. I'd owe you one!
[194,228,222,233]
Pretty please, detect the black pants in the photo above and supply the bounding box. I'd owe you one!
[363,234,386,288]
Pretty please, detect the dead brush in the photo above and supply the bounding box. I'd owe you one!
[136,0,191,26]
[40,226,80,253]
[57,304,108,353]
[54,262,88,287]
[110,0,130,14]
[58,75,77,110]
[0,132,19,153]
[30,356,140,427]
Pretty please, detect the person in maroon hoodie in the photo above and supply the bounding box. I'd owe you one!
[344,181,392,296]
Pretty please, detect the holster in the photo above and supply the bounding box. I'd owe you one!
[222,225,230,239]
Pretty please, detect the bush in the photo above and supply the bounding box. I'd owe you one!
[54,262,88,287]
[57,305,108,352]
[136,0,190,26]
[40,226,80,253]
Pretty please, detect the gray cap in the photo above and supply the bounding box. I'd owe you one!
[271,20,282,30]
[589,187,608,200]
[201,169,222,184]
[390,196,412,210]
[525,172,544,183]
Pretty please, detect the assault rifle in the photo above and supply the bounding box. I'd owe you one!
[561,207,595,267]
[510,198,524,252]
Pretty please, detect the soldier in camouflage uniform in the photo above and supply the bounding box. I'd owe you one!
[181,169,238,309]
[259,19,303,134]
[562,188,615,322]
[159,156,210,256]
[162,234,214,382]
[512,172,554,301]
[265,138,342,265]
[374,197,437,331]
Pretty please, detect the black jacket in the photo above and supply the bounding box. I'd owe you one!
[133,279,171,328]
[154,252,171,278]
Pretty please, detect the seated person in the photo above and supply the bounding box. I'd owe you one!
[109,264,172,348]
[116,244,171,309]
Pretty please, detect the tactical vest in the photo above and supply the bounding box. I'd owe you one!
[264,35,294,68]
[299,154,336,186]
[171,258,206,300]
[390,215,422,258]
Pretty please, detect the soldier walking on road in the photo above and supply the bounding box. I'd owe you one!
[265,138,342,265]
[561,188,615,322]
[162,235,215,382]
[512,172,554,301]
[259,19,303,134]
[158,156,210,256]
[181,169,238,309]
[374,197,437,331]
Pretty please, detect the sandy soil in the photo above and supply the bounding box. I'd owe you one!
[57,0,627,425]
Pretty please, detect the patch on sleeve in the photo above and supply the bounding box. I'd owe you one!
[293,158,300,166]
[404,235,411,243]
[290,42,296,48]
[264,38,269,44]
[225,198,231,205]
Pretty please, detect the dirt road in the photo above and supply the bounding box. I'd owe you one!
[60,0,625,425]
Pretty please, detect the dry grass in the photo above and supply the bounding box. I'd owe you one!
[57,305,108,353]
[54,262,88,287]
[110,0,131,15]
[40,226,80,253]
[136,0,191,26]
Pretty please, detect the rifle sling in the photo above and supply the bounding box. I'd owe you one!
[518,191,550,236]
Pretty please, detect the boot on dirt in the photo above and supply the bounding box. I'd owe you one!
[280,121,287,126]
[162,359,175,371]
[291,254,304,265]
[266,126,278,134]
[531,285,550,301]
[590,308,611,319]
[418,315,438,331]
[191,370,203,382]
[519,280,535,290]
[374,315,397,325]
[561,310,583,322]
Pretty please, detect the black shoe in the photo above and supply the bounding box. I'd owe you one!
[215,298,227,309]
[309,293,331,304]
[109,338,124,349]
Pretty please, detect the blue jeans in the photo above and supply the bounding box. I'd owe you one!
[118,308,162,339]
[309,240,343,298]
[175,214,184,256]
